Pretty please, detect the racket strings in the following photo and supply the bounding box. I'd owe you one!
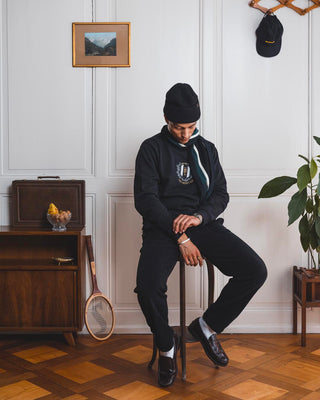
[88,299,108,333]
[86,296,114,339]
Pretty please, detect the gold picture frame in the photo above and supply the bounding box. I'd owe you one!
[72,22,131,67]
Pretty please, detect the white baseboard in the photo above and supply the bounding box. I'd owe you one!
[110,305,320,335]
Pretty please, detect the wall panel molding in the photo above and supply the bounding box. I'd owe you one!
[107,194,139,310]
[311,10,320,157]
[0,0,8,177]
[222,3,309,176]
[108,0,202,177]
[0,194,10,225]
[107,193,208,333]
[1,0,94,176]
[201,0,223,150]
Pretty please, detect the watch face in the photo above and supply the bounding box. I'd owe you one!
[194,213,202,222]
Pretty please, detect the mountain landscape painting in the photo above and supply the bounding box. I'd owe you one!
[85,32,116,56]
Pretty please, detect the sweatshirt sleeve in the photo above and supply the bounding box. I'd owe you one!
[197,143,229,225]
[134,139,180,240]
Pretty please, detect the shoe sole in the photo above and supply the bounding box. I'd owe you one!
[188,324,228,367]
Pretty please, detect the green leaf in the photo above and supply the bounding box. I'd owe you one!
[288,189,308,225]
[299,154,310,163]
[315,194,320,209]
[299,214,309,236]
[310,223,318,249]
[314,136,320,146]
[306,197,314,213]
[258,176,297,198]
[297,164,311,192]
[299,214,310,252]
[317,174,320,196]
[311,159,318,179]
[300,234,309,252]
[315,216,320,237]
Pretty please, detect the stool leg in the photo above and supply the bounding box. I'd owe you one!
[205,258,215,306]
[180,259,186,381]
[148,334,157,369]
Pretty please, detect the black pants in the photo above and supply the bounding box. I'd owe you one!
[134,219,267,352]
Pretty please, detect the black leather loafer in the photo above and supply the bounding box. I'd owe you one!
[188,317,229,367]
[158,334,179,387]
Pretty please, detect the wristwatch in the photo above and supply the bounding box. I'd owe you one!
[193,213,203,224]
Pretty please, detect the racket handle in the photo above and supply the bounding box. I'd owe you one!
[85,235,94,262]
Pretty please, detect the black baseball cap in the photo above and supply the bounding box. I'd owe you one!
[256,14,284,57]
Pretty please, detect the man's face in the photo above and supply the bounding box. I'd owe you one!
[165,118,197,145]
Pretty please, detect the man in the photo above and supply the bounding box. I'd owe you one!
[134,83,267,387]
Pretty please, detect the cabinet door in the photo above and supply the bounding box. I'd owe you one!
[0,270,77,328]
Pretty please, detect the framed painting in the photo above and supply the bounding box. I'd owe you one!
[72,22,130,67]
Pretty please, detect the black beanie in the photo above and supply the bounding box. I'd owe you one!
[163,83,201,123]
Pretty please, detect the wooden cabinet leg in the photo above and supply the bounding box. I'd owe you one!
[293,267,297,335]
[301,279,307,347]
[64,332,76,346]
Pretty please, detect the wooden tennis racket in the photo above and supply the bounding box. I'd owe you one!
[85,235,115,341]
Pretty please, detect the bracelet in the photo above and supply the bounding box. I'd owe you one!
[179,238,190,246]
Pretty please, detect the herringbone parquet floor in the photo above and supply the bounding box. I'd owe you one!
[1,333,320,399]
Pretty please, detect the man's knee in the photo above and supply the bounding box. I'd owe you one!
[236,255,267,289]
[134,281,167,299]
[254,257,268,287]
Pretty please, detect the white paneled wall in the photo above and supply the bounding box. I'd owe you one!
[1,0,319,334]
[3,0,93,174]
[111,0,201,174]
[223,3,308,176]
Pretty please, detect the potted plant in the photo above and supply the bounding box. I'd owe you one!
[258,136,320,270]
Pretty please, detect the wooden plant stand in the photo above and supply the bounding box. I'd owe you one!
[293,265,320,346]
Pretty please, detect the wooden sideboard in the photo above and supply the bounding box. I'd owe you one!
[0,226,86,345]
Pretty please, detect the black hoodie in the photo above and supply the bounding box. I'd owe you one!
[134,126,229,240]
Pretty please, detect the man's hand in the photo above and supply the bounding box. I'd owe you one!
[173,214,201,234]
[178,234,203,267]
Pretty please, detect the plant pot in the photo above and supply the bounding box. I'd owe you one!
[294,267,320,302]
